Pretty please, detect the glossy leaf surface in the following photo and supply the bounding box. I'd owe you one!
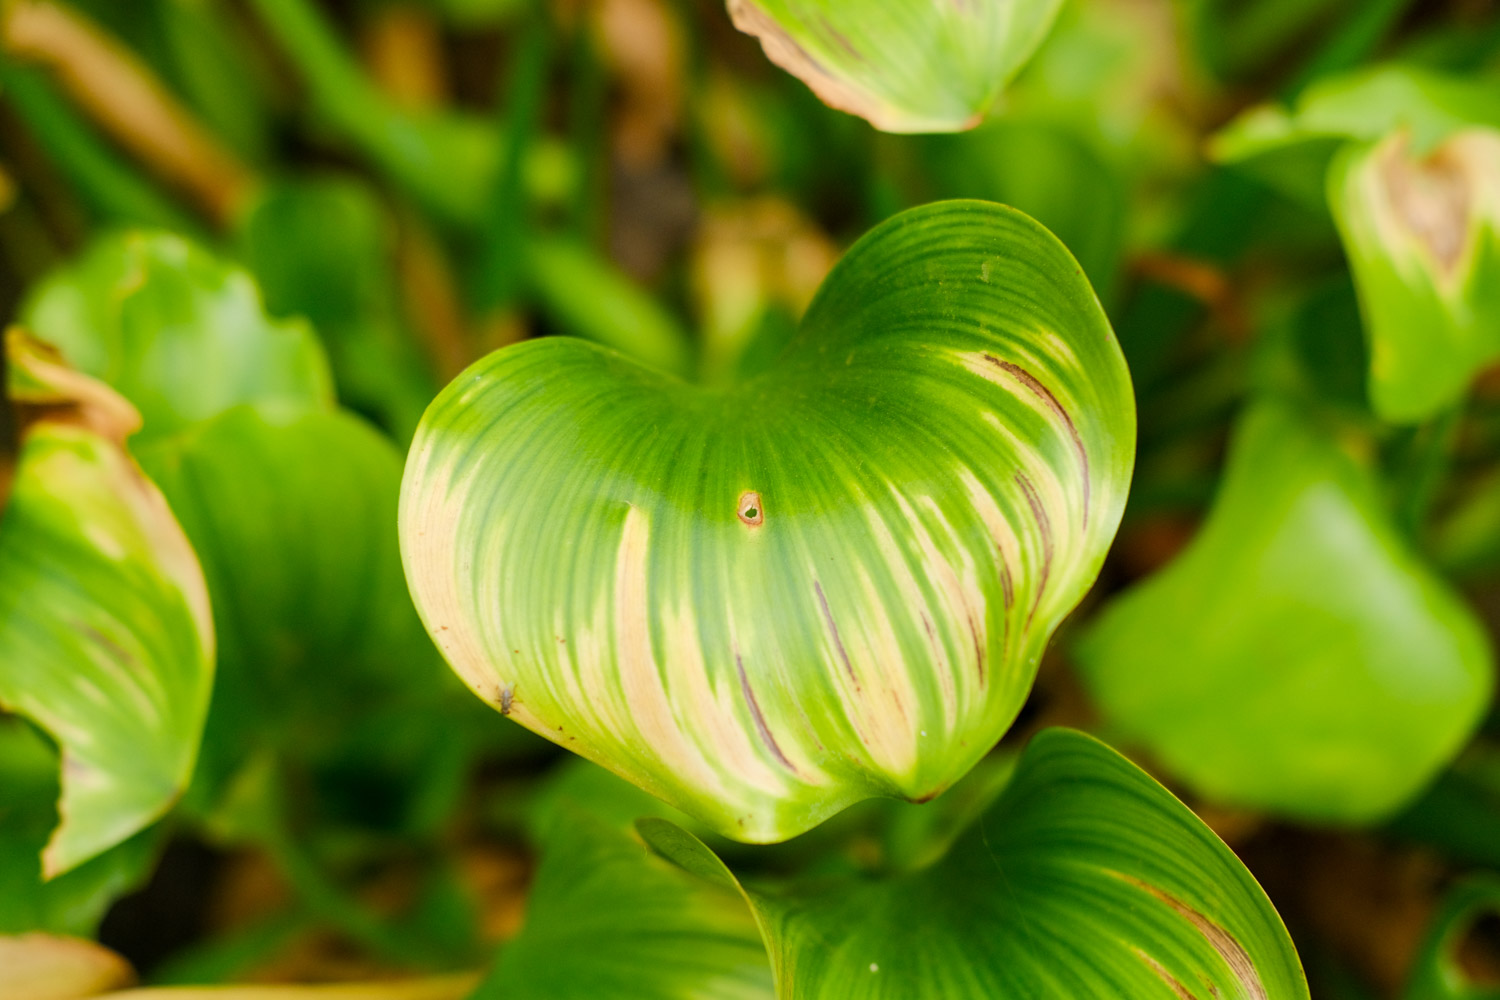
[641,728,1308,1000]
[474,809,774,1000]
[401,201,1134,843]
[0,334,214,875]
[1076,401,1493,823]
[726,0,1064,133]
[137,405,453,804]
[21,231,333,440]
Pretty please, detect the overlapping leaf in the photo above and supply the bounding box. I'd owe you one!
[1076,401,1494,823]
[136,405,457,806]
[0,332,214,876]
[20,230,333,440]
[726,0,1064,133]
[642,728,1308,1000]
[401,200,1135,842]
[1213,67,1500,421]
[472,809,774,1000]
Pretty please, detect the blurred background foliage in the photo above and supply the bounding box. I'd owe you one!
[1,0,1500,996]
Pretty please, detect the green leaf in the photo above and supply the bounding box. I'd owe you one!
[0,718,161,935]
[1075,400,1493,824]
[525,236,696,379]
[234,178,438,441]
[640,727,1308,1000]
[472,809,774,1000]
[0,333,215,875]
[401,200,1135,842]
[1213,66,1500,166]
[1402,876,1500,1000]
[1327,127,1500,422]
[135,405,451,809]
[1210,66,1500,212]
[913,120,1129,303]
[726,0,1064,133]
[21,230,334,441]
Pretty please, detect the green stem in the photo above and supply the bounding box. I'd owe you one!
[243,0,493,225]
[0,329,15,516]
[0,57,200,234]
[1288,0,1419,96]
[1393,404,1462,543]
[474,0,552,313]
[252,762,440,968]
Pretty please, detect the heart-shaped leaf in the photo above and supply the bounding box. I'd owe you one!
[640,728,1309,1000]
[401,200,1134,843]
[726,0,1064,133]
[1075,401,1494,823]
[0,332,215,876]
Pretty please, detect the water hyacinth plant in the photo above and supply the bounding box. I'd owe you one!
[0,0,1499,997]
[399,200,1135,841]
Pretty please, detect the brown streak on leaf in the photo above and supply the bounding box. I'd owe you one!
[736,650,796,772]
[1134,949,1198,999]
[7,329,141,447]
[725,0,892,129]
[814,580,860,688]
[1012,472,1052,629]
[983,354,1091,530]
[1112,872,1269,1000]
[78,624,136,671]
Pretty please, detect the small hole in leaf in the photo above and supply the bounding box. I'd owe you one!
[738,491,764,527]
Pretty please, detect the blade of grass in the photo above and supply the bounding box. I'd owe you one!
[0,56,201,234]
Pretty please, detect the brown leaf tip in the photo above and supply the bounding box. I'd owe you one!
[737,490,765,526]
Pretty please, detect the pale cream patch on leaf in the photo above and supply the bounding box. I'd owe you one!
[661,602,793,794]
[611,507,723,799]
[1365,128,1500,289]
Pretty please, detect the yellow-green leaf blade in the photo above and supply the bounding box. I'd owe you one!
[401,200,1134,843]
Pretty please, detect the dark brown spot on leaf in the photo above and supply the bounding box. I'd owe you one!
[738,490,764,527]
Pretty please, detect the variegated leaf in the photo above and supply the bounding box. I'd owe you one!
[640,729,1309,1000]
[0,331,214,876]
[400,201,1134,843]
[727,0,1064,133]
